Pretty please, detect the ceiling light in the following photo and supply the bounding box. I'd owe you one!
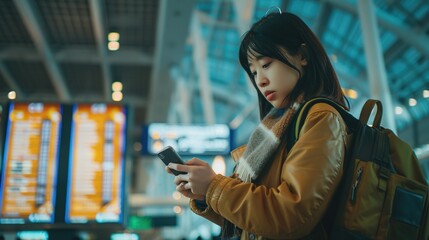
[395,106,403,115]
[172,191,181,200]
[347,89,358,99]
[423,90,429,98]
[8,91,16,100]
[112,81,123,91]
[409,98,417,107]
[112,91,123,101]
[212,155,226,175]
[173,206,182,214]
[108,32,120,42]
[108,41,120,51]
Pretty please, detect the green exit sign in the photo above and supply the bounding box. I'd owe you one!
[128,215,152,230]
[127,215,177,230]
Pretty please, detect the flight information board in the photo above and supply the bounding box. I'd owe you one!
[0,102,62,224]
[65,104,126,224]
[144,123,231,155]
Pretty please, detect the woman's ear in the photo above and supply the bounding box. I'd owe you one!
[299,43,308,66]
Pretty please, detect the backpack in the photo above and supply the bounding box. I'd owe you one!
[290,97,429,240]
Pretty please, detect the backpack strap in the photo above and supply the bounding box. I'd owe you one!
[289,97,359,148]
[286,97,359,237]
[285,97,361,237]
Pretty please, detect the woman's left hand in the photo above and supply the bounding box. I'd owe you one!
[169,157,217,196]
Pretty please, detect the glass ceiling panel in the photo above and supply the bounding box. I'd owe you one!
[208,28,239,60]
[389,59,407,79]
[374,0,407,22]
[414,3,429,19]
[207,27,240,85]
[379,30,397,51]
[323,34,362,77]
[218,1,236,23]
[196,0,213,15]
[373,0,388,8]
[323,32,341,49]
[288,0,320,27]
[208,58,236,85]
[253,0,282,20]
[389,47,425,98]
[401,0,420,11]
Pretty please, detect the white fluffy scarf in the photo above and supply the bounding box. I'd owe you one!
[236,94,305,182]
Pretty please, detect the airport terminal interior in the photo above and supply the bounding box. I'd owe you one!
[0,0,429,239]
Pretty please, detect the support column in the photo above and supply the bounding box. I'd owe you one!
[191,11,215,125]
[358,0,396,132]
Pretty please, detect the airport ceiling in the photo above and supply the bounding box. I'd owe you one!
[0,0,428,136]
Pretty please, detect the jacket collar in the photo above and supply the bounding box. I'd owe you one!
[230,145,247,163]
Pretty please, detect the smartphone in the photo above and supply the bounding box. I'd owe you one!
[157,146,187,176]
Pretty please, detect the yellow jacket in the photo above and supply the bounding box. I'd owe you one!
[190,103,350,239]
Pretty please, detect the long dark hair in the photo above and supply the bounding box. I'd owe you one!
[239,12,348,120]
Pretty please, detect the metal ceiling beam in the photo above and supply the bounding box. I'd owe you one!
[57,47,153,65]
[146,0,196,123]
[232,0,255,96]
[335,66,369,99]
[0,47,153,65]
[198,11,237,29]
[228,0,257,127]
[233,0,254,35]
[176,78,191,124]
[280,0,291,11]
[190,0,226,125]
[323,0,429,58]
[14,0,71,101]
[313,2,332,37]
[89,0,112,101]
[358,0,396,131]
[384,40,407,64]
[0,62,24,98]
[191,11,215,124]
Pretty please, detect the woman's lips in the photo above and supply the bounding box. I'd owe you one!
[264,91,275,101]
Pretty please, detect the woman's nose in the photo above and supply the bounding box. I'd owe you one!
[257,74,268,87]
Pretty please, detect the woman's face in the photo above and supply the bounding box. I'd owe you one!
[248,51,307,109]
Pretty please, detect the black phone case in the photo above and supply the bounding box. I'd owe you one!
[157,146,187,176]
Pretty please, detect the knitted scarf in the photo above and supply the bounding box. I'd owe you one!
[236,93,305,182]
[222,93,305,239]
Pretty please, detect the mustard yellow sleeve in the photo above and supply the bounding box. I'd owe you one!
[189,192,224,226]
[204,108,347,238]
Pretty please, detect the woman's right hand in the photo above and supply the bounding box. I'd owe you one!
[165,166,205,200]
[176,181,205,200]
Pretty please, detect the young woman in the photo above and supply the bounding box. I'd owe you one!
[167,11,350,239]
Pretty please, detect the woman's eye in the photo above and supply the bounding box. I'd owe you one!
[262,62,271,69]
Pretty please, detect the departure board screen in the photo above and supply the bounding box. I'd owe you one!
[65,104,126,224]
[0,102,62,224]
[144,124,231,155]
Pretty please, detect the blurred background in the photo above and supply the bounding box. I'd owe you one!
[0,0,428,239]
